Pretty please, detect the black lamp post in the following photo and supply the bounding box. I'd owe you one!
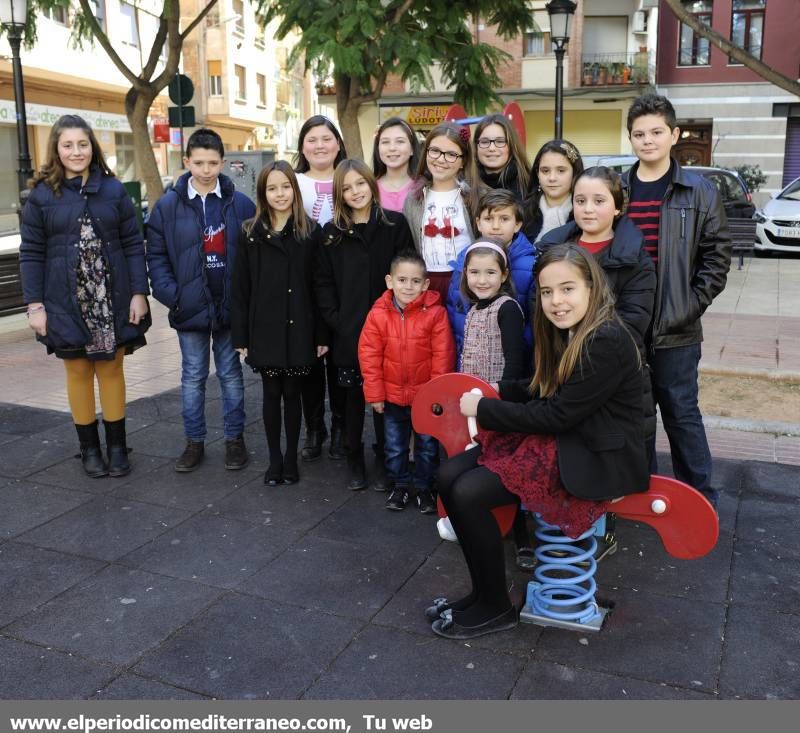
[0,0,33,218]
[546,0,576,140]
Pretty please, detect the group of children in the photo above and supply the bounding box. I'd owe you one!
[20,93,730,542]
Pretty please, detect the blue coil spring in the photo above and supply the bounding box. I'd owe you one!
[528,514,602,624]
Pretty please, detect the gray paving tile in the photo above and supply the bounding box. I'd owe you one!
[7,564,221,666]
[127,420,223,459]
[92,674,209,700]
[743,461,800,502]
[0,636,116,699]
[533,590,726,692]
[0,433,22,448]
[0,403,72,437]
[0,422,81,478]
[310,489,442,554]
[0,480,94,539]
[211,476,351,533]
[126,394,184,423]
[120,514,297,589]
[133,593,362,698]
[111,459,258,512]
[16,495,192,561]
[245,534,425,620]
[728,539,800,614]
[510,660,712,700]
[0,542,105,627]
[27,453,170,493]
[596,520,734,603]
[719,606,800,699]
[736,494,800,559]
[304,624,526,699]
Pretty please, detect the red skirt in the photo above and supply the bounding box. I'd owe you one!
[476,429,609,538]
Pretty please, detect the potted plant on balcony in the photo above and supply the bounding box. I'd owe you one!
[622,64,631,84]
[582,62,594,86]
[611,62,623,84]
[597,64,608,85]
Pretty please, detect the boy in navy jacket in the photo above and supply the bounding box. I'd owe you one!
[147,128,256,472]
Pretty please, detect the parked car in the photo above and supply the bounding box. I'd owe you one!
[754,176,800,256]
[581,154,637,174]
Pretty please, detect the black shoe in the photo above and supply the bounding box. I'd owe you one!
[385,487,409,511]
[416,490,436,515]
[329,423,346,461]
[431,606,518,640]
[371,465,389,492]
[175,440,204,472]
[301,427,327,462]
[103,418,130,477]
[75,421,108,478]
[225,434,248,470]
[345,446,367,490]
[282,454,300,485]
[265,458,283,486]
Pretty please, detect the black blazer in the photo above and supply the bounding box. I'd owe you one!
[231,217,328,369]
[477,320,649,501]
[315,207,414,367]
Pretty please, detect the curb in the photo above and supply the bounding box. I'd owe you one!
[700,364,800,384]
[698,415,800,437]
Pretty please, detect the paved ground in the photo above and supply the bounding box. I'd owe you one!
[1,254,799,700]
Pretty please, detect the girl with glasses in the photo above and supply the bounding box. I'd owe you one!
[473,114,530,202]
[403,122,484,303]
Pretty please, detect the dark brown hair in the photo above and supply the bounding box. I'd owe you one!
[627,93,678,133]
[294,115,347,174]
[573,166,626,223]
[31,115,114,195]
[372,117,420,179]
[473,113,530,194]
[247,160,312,239]
[476,188,524,224]
[459,237,515,303]
[332,159,387,231]
[523,139,583,229]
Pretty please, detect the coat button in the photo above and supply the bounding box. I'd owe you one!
[288,320,294,325]
[287,288,292,293]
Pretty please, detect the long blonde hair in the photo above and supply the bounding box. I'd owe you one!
[530,244,630,397]
[246,160,312,239]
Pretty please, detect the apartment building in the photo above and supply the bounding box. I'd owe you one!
[345,0,660,162]
[180,0,314,165]
[656,0,800,202]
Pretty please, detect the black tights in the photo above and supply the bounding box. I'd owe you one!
[261,373,303,469]
[437,446,518,626]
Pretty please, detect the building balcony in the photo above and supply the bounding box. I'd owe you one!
[580,51,654,88]
[315,81,336,99]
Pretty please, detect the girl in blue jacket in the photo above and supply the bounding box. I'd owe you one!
[20,115,150,479]
[446,189,536,374]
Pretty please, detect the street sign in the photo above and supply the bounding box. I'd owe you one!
[153,118,170,143]
[168,74,194,106]
[168,105,195,127]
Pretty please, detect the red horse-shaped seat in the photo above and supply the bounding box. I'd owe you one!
[411,373,719,560]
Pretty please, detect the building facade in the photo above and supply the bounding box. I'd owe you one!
[656,0,800,202]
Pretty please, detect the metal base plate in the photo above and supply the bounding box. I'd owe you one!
[519,603,609,632]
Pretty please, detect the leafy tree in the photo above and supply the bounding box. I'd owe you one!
[14,0,219,206]
[662,0,800,97]
[734,164,767,193]
[260,0,533,158]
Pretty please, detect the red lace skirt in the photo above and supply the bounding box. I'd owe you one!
[476,429,609,538]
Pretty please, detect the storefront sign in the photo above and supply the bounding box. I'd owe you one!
[381,105,450,128]
[0,100,131,131]
[153,118,170,143]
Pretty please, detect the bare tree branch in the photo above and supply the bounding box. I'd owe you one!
[141,14,169,80]
[662,0,800,97]
[181,0,220,40]
[75,0,141,88]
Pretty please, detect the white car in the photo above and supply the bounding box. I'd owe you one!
[754,177,800,255]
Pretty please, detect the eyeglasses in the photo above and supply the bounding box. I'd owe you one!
[427,147,463,163]
[476,137,507,150]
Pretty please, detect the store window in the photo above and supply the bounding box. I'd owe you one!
[524,11,551,57]
[730,0,766,62]
[208,60,223,96]
[678,0,712,66]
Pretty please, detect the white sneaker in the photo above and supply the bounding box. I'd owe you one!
[437,516,459,543]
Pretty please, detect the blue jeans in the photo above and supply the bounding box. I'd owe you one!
[383,402,439,491]
[177,328,245,442]
[649,343,716,504]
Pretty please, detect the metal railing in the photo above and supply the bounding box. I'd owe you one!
[580,50,654,87]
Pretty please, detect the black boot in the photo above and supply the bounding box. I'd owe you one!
[75,421,108,478]
[301,426,328,462]
[345,445,367,491]
[329,418,346,461]
[104,418,131,477]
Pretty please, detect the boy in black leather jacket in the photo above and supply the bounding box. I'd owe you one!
[621,94,731,507]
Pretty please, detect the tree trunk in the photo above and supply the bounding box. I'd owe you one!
[126,88,164,210]
[662,0,800,97]
[338,97,364,161]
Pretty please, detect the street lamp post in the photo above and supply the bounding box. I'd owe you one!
[546,0,576,140]
[0,0,33,216]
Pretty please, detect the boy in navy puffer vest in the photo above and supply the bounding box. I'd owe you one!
[147,128,255,473]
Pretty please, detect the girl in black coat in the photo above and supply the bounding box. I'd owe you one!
[429,244,648,641]
[19,115,149,479]
[231,161,327,486]
[315,159,415,490]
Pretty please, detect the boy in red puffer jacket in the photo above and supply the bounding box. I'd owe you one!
[358,252,455,513]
